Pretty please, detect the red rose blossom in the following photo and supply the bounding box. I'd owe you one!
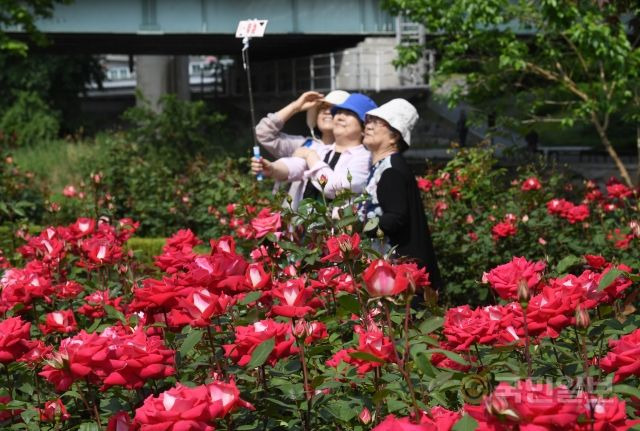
[0,316,32,363]
[485,256,546,300]
[521,177,542,191]
[250,208,282,239]
[600,328,640,383]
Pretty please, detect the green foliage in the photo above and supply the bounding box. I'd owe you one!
[126,237,166,264]
[122,94,232,165]
[0,91,59,147]
[0,0,70,55]
[383,0,640,185]
[420,146,640,305]
[0,147,47,226]
[0,52,104,133]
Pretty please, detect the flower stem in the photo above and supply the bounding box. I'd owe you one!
[383,301,421,418]
[521,304,532,377]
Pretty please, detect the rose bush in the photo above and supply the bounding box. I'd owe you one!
[0,143,638,430]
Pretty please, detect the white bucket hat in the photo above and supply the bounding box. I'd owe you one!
[365,98,419,146]
[306,90,350,136]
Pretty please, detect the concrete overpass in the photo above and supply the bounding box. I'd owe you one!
[18,0,397,58]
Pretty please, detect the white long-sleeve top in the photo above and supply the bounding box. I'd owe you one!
[255,113,371,209]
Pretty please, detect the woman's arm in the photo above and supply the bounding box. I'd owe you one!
[255,92,324,158]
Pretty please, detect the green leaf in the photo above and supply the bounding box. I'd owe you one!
[247,337,275,368]
[337,294,361,314]
[419,316,444,334]
[78,423,100,431]
[336,215,358,228]
[555,255,581,274]
[424,348,470,366]
[239,291,262,305]
[179,329,203,357]
[598,268,626,291]
[452,414,478,431]
[349,351,385,363]
[613,384,640,400]
[104,304,126,324]
[364,216,379,232]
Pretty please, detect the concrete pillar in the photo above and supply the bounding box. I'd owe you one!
[136,55,190,112]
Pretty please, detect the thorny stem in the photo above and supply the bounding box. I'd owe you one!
[383,301,422,418]
[522,304,532,378]
[292,319,313,431]
[77,381,102,429]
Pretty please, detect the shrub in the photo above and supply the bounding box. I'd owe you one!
[0,91,59,147]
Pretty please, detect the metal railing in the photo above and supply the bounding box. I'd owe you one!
[226,44,435,96]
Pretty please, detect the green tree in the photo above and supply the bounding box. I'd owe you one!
[383,0,640,186]
[0,0,71,55]
[0,52,104,133]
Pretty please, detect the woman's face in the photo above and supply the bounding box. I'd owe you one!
[363,115,397,153]
[332,109,363,144]
[315,103,334,133]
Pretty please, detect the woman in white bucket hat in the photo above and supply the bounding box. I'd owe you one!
[360,98,442,289]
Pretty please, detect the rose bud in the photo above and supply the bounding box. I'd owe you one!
[517,279,530,308]
[575,307,590,330]
[359,407,372,424]
[318,175,328,188]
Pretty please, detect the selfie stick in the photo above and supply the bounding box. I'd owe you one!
[237,19,268,181]
[242,36,258,150]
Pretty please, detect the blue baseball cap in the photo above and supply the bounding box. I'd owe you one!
[330,93,377,123]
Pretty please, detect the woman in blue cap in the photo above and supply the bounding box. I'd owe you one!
[252,93,377,206]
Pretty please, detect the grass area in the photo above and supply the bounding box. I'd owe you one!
[10,138,106,194]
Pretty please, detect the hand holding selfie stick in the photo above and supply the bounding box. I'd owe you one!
[236,19,268,181]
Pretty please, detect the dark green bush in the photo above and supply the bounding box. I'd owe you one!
[0,91,60,147]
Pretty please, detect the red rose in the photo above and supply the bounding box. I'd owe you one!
[39,310,78,335]
[443,304,522,351]
[521,177,542,191]
[207,379,254,419]
[491,222,517,240]
[321,233,361,262]
[0,316,31,363]
[466,380,580,430]
[363,259,410,297]
[607,183,633,199]
[485,257,545,300]
[107,411,132,431]
[250,208,282,239]
[39,399,71,422]
[134,384,215,431]
[244,263,271,290]
[271,278,315,318]
[223,319,298,367]
[39,330,111,391]
[53,281,84,300]
[68,217,95,239]
[168,289,235,328]
[584,254,607,269]
[97,327,175,390]
[0,395,22,421]
[547,198,573,216]
[417,177,433,192]
[310,267,356,293]
[328,326,395,374]
[575,395,640,431]
[600,328,640,383]
[565,204,589,224]
[373,408,461,431]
